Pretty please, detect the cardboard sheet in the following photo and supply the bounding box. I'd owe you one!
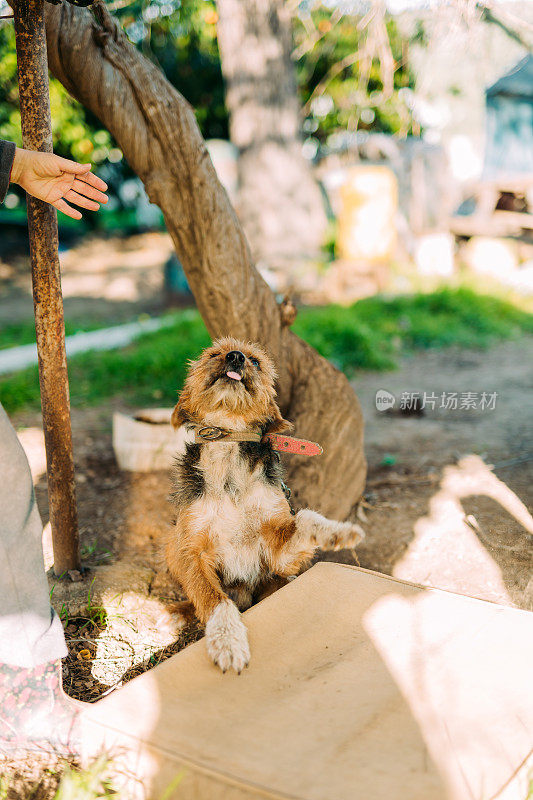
[82,563,533,800]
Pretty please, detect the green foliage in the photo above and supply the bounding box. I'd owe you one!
[294,6,416,142]
[294,305,396,372]
[350,287,533,351]
[0,755,119,800]
[1,290,531,414]
[0,0,225,161]
[0,22,125,227]
[0,25,20,145]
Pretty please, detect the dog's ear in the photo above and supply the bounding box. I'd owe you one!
[171,387,191,429]
[170,403,186,429]
[264,403,293,435]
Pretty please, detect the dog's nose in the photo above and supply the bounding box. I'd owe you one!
[225,350,245,367]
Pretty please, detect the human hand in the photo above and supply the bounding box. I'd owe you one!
[10,148,108,220]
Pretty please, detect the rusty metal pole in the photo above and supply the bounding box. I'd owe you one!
[13,0,80,575]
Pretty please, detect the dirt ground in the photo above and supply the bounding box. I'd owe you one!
[11,336,533,703]
[351,337,533,608]
[0,231,175,327]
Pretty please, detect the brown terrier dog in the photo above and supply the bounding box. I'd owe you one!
[166,337,363,673]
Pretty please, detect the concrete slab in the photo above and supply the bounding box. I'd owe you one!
[82,563,533,800]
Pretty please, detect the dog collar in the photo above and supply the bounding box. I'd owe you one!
[193,425,262,443]
[191,425,323,456]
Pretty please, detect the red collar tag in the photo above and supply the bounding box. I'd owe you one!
[266,433,323,456]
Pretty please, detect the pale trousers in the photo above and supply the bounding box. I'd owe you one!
[0,403,67,667]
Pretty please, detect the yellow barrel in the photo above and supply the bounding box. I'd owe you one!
[337,165,397,262]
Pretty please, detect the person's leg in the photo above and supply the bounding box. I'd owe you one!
[0,403,66,667]
[0,404,79,753]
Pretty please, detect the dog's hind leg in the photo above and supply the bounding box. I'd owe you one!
[165,599,197,624]
[225,582,254,612]
[295,509,365,552]
[262,509,364,577]
[252,575,290,604]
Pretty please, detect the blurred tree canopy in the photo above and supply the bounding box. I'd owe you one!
[295,5,416,144]
[0,0,415,226]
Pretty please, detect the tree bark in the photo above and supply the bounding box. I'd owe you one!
[44,1,366,519]
[216,0,328,268]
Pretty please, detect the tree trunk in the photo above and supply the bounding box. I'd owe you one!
[216,0,328,269]
[44,1,366,519]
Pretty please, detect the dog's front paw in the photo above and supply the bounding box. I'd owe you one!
[205,600,250,674]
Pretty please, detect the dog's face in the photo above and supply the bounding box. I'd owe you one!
[171,337,292,433]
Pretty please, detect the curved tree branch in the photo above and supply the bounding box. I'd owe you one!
[45,1,366,518]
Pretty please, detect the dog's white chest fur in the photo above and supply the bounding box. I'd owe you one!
[191,442,282,585]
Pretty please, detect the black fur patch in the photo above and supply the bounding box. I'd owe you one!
[238,440,283,486]
[170,442,205,509]
[224,476,239,498]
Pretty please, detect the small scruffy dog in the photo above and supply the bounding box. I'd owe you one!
[166,337,363,673]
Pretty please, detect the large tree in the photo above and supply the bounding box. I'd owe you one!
[215,0,328,268]
[44,0,366,519]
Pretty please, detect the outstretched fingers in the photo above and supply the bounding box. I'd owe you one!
[71,177,108,205]
[52,197,82,220]
[64,189,101,212]
[53,177,108,218]
[54,155,109,199]
[54,155,92,176]
[74,170,108,195]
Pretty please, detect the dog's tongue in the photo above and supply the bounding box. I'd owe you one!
[226,371,242,381]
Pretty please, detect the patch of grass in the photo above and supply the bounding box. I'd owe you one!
[86,577,108,628]
[0,315,154,350]
[80,540,112,567]
[0,319,108,350]
[0,288,531,414]
[0,755,119,800]
[53,754,117,800]
[0,320,39,350]
[0,367,42,412]
[294,287,533,374]
[0,310,210,413]
[294,306,396,372]
[0,753,182,800]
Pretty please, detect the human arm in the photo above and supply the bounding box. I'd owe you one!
[1,141,108,220]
